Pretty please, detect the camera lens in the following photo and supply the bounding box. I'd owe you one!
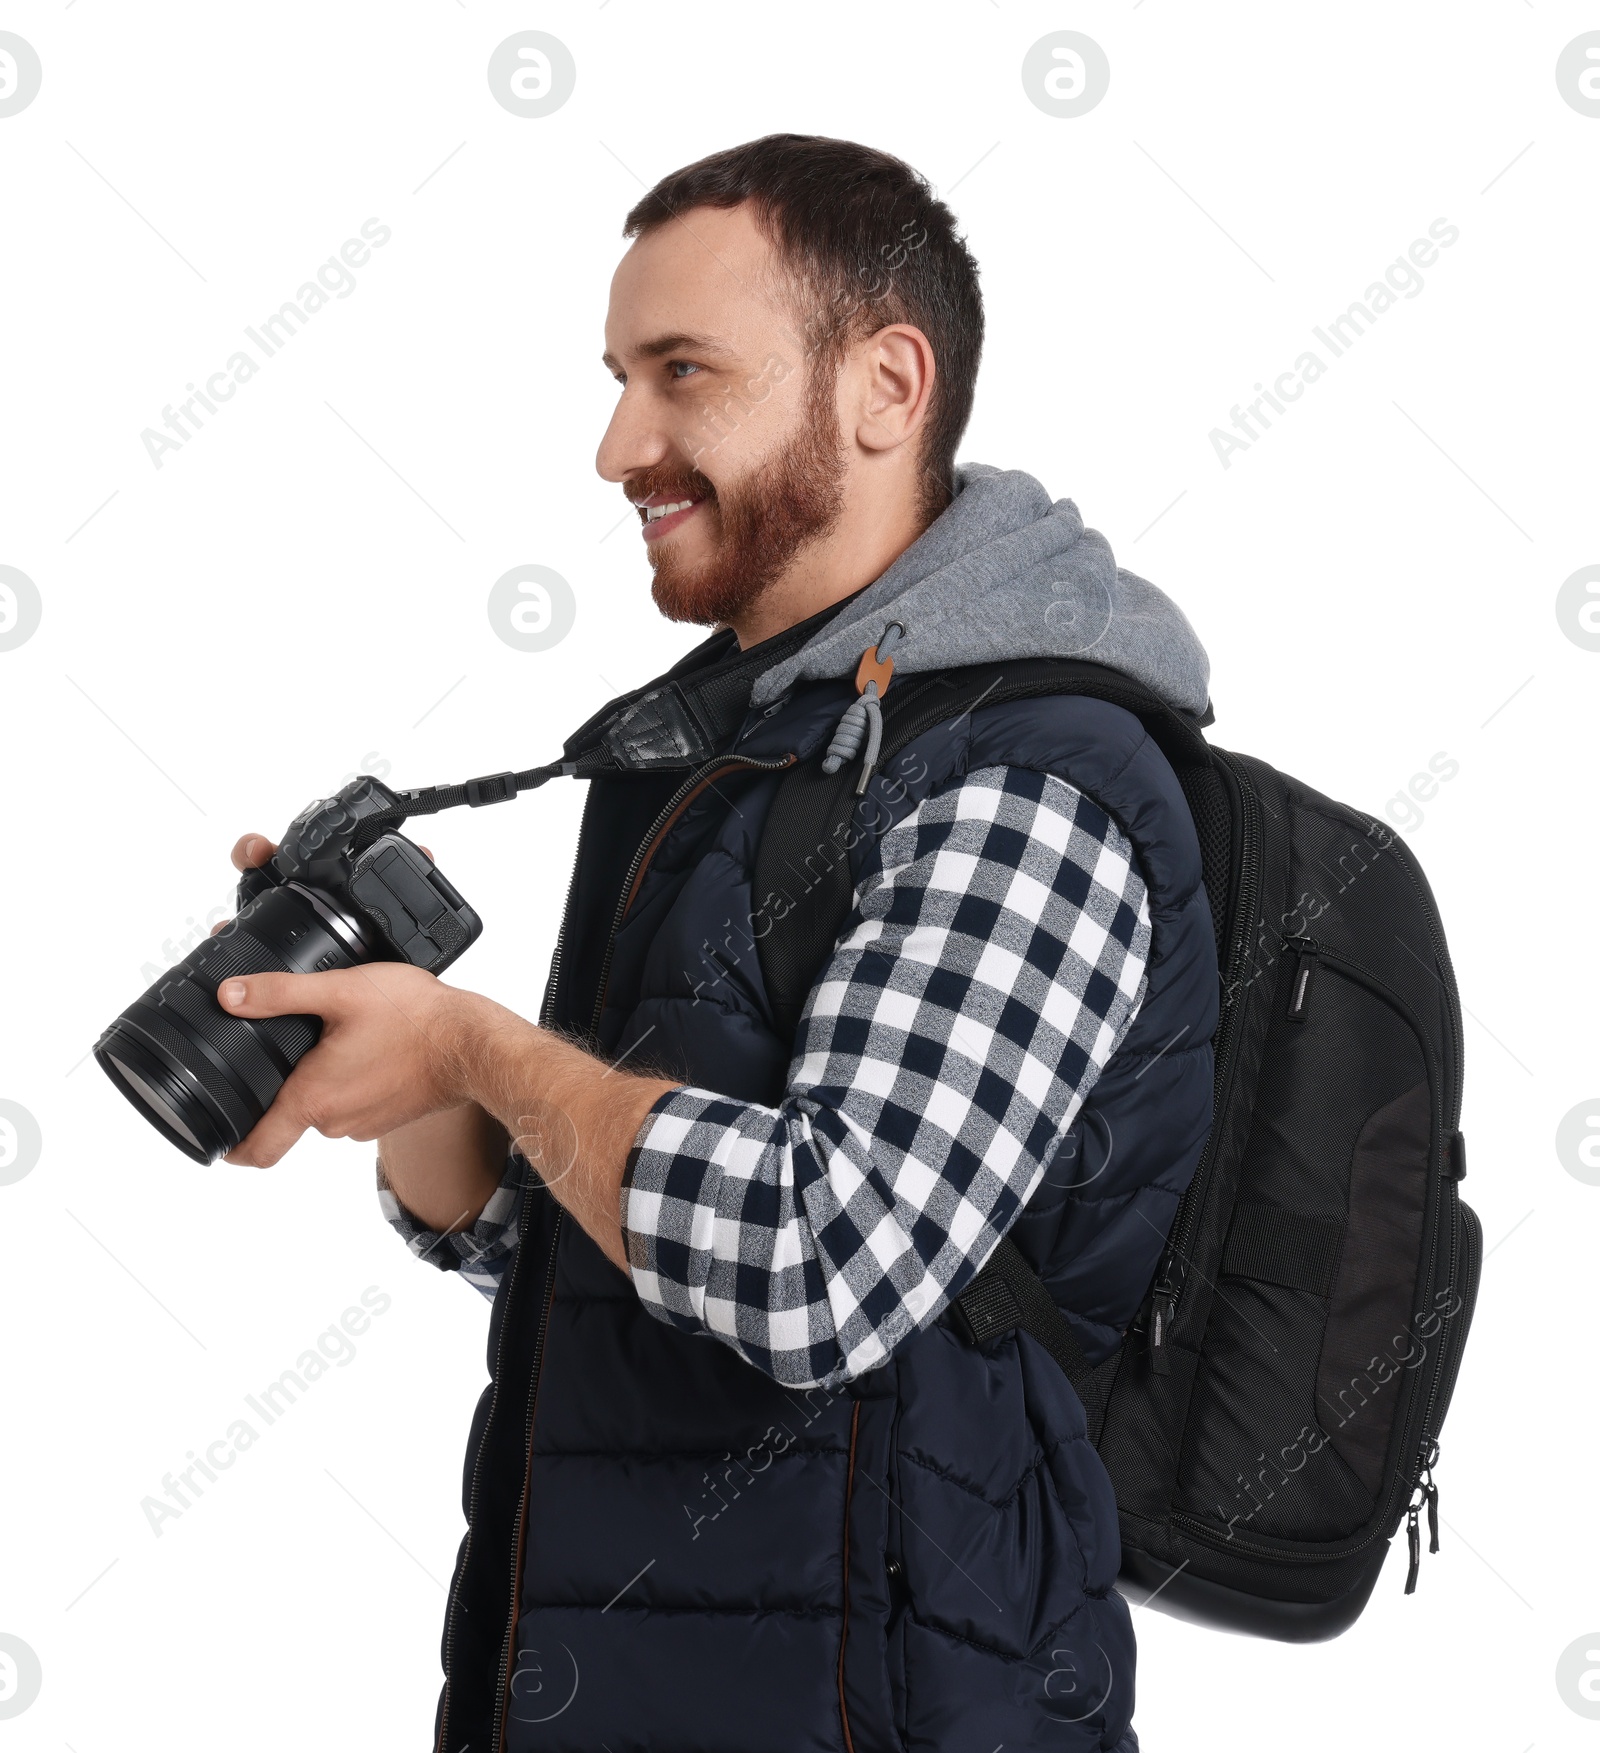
[100,1045,210,1155]
[94,883,374,1164]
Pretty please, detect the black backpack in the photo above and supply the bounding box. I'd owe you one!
[754,659,1480,1643]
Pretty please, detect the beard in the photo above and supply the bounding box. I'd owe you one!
[631,376,848,628]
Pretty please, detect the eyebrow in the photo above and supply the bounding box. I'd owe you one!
[601,331,734,372]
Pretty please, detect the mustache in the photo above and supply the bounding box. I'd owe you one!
[624,465,717,509]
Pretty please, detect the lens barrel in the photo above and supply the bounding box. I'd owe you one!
[94,883,373,1164]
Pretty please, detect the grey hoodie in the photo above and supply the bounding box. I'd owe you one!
[750,462,1212,718]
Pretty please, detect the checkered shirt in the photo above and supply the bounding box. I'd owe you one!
[625,763,1151,1388]
[381,764,1151,1391]
[376,1147,530,1297]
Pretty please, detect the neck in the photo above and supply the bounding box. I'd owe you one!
[727,479,942,649]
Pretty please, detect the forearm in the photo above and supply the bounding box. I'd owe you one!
[376,1102,508,1234]
[459,998,678,1275]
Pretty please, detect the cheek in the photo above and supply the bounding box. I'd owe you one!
[675,360,813,505]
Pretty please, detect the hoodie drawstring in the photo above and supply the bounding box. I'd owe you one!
[821,623,903,794]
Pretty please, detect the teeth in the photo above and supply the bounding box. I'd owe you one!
[644,498,695,522]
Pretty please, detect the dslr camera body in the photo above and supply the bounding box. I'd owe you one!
[94,776,482,1164]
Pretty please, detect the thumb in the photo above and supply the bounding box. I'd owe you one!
[215,970,343,1020]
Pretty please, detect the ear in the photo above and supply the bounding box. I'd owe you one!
[851,323,937,455]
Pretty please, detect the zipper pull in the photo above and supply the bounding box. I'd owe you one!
[1419,1436,1441,1553]
[1148,1285,1175,1376]
[1286,946,1317,1023]
[1404,1500,1421,1594]
[1415,1430,1444,1556]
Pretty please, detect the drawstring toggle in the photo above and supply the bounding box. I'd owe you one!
[820,624,904,793]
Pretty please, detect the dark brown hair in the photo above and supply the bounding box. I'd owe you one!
[623,134,984,518]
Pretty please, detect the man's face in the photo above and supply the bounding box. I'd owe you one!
[597,203,847,629]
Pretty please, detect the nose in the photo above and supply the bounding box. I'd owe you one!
[595,384,672,486]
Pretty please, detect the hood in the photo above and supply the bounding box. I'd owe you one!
[748,463,1211,718]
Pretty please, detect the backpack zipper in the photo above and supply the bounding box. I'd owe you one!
[1423,1199,1479,1449]
[587,752,796,1042]
[1283,937,1448,1349]
[1404,1436,1441,1594]
[1272,795,1463,1122]
[1171,936,1465,1585]
[1147,748,1262,1362]
[1172,1430,1448,1569]
[1171,1496,1412,1565]
[1403,1200,1480,1589]
[1146,774,1466,1358]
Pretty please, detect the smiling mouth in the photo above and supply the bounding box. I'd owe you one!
[632,494,707,541]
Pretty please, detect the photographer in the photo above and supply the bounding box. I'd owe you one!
[212,136,1215,1751]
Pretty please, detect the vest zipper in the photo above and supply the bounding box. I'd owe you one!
[588,752,796,1042]
[836,1400,861,1753]
[469,749,785,1734]
[494,1210,564,1752]
[434,1187,553,1753]
[541,843,583,1028]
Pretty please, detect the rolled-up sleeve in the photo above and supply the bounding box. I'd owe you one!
[377,1148,529,1302]
[621,764,1152,1390]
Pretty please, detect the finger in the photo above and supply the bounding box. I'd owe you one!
[230,833,279,872]
[420,845,433,860]
[216,970,345,1020]
[225,1102,309,1169]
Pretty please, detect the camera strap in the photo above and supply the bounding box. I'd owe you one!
[390,759,576,816]
[354,617,830,844]
[346,758,582,851]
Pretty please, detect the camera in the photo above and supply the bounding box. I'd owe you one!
[94,775,483,1165]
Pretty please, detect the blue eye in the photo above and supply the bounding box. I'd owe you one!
[669,360,701,379]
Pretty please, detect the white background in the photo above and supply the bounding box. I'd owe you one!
[1,3,1597,1748]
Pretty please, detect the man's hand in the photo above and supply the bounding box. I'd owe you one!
[218,964,485,1168]
[208,832,278,937]
[209,828,670,1273]
[212,948,672,1271]
[214,830,433,931]
[231,831,277,873]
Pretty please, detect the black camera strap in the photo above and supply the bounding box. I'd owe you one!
[362,600,855,845]
[358,606,844,843]
[344,759,581,853]
[390,759,576,816]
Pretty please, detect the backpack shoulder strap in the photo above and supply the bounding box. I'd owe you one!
[755,656,1211,1041]
[753,658,1212,1437]
[947,1233,1120,1442]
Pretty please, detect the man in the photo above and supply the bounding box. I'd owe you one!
[219,135,1217,1751]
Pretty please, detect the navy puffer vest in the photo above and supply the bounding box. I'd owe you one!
[434,662,1217,1753]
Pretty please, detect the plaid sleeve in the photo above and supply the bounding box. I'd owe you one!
[621,764,1153,1391]
[376,1148,529,1302]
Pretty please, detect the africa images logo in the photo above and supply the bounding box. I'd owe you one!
[0,33,43,119]
[0,566,42,653]
[0,1634,43,1720]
